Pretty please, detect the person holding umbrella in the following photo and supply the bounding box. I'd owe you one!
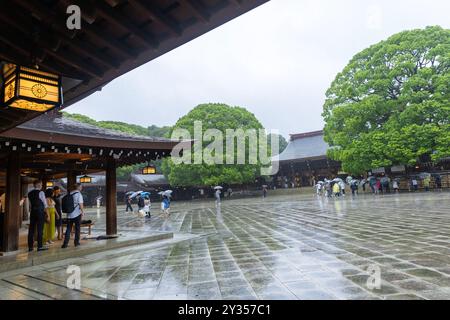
[350,179,359,196]
[262,185,268,198]
[214,186,222,205]
[139,192,151,218]
[332,180,341,197]
[368,175,377,193]
[433,174,442,190]
[392,178,400,193]
[324,179,332,198]
[158,191,165,212]
[162,190,172,217]
[315,181,324,196]
[423,175,431,192]
[125,191,134,212]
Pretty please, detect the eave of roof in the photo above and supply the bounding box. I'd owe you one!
[0,112,186,150]
[0,0,269,132]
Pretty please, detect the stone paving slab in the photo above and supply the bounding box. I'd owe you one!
[0,231,173,273]
[1,192,450,300]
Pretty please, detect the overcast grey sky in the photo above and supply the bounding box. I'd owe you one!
[67,0,450,138]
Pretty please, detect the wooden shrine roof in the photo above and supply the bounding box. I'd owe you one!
[0,0,268,132]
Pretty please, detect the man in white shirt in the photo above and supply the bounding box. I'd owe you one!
[62,183,84,248]
[27,180,49,251]
[412,178,418,191]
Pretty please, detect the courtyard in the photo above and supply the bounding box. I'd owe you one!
[0,191,450,300]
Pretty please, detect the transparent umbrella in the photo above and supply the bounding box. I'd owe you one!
[130,191,143,199]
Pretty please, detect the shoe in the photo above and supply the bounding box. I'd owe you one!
[28,248,33,252]
[74,243,81,247]
[61,244,68,249]
[37,247,48,251]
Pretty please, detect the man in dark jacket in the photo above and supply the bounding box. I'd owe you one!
[27,180,49,251]
[125,195,133,212]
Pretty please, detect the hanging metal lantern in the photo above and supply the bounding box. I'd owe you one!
[1,63,63,112]
[46,181,54,188]
[80,175,92,183]
[142,163,156,175]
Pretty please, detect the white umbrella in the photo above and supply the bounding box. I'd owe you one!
[130,191,143,199]
[157,191,164,195]
[214,186,223,190]
[419,172,430,179]
[317,181,324,184]
[332,178,343,183]
[163,190,173,197]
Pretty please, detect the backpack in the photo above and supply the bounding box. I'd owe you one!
[61,191,80,214]
[138,197,145,207]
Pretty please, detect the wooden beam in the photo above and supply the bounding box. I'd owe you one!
[230,0,243,8]
[128,0,182,36]
[184,0,211,23]
[2,152,21,252]
[0,110,28,123]
[95,1,159,49]
[105,157,117,235]
[0,4,120,70]
[0,22,104,79]
[14,0,136,60]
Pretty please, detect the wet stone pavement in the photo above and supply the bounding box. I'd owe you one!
[1,191,450,300]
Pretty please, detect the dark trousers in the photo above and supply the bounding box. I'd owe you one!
[126,202,133,212]
[63,215,81,246]
[28,210,45,249]
[0,213,4,250]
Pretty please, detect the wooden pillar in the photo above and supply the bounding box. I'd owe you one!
[2,152,21,252]
[67,170,77,192]
[105,158,117,235]
[20,181,28,227]
[41,176,48,191]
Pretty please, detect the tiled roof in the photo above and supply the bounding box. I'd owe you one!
[276,131,329,162]
[131,173,169,186]
[18,112,173,143]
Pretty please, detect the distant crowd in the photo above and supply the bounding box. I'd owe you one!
[315,173,442,198]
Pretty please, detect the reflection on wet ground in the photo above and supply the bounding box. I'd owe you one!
[1,191,450,300]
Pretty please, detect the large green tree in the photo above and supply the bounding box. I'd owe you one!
[267,133,288,155]
[322,26,450,174]
[162,103,266,186]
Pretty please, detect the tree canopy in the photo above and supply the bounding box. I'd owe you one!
[62,112,172,138]
[267,133,288,155]
[162,103,266,186]
[62,112,168,179]
[322,26,450,174]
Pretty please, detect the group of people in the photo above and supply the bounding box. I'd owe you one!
[315,178,349,198]
[315,173,443,198]
[125,192,171,218]
[28,180,84,252]
[126,193,152,218]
